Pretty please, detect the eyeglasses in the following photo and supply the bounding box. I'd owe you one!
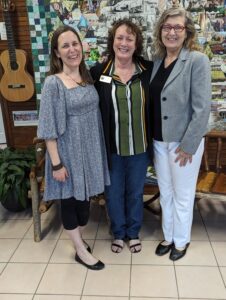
[162,24,186,33]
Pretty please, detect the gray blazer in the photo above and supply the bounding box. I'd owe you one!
[150,47,211,154]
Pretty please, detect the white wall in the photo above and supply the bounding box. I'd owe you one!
[0,105,6,144]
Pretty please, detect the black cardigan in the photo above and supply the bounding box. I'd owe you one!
[90,57,153,168]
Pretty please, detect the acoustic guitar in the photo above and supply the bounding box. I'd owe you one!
[0,0,35,102]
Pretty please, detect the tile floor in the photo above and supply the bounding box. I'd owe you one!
[0,196,226,300]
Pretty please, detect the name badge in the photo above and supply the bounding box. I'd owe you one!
[99,75,112,83]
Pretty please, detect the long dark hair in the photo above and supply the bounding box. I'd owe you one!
[49,25,93,84]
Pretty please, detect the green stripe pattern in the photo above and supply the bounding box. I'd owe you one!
[111,74,147,156]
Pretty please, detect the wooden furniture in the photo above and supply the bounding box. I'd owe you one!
[143,184,160,215]
[196,130,226,201]
[29,138,53,242]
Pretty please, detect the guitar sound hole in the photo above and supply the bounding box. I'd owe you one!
[11,62,18,70]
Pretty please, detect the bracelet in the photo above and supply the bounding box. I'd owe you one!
[52,162,63,171]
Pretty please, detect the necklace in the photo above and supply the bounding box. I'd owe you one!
[63,71,86,87]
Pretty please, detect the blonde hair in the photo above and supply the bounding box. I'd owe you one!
[153,7,197,58]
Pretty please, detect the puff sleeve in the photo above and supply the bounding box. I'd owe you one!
[37,75,67,139]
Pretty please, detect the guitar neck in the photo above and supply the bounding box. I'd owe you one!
[2,9,17,70]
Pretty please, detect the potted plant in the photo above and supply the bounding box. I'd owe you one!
[0,147,36,212]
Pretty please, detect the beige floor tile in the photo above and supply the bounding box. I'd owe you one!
[139,221,163,241]
[130,298,178,300]
[190,218,209,241]
[50,239,94,263]
[88,202,102,223]
[34,296,80,300]
[131,265,177,298]
[0,263,6,273]
[82,220,99,239]
[203,212,226,224]
[212,242,226,266]
[10,239,57,263]
[37,264,87,295]
[60,221,98,240]
[220,266,226,286]
[0,220,32,238]
[0,206,32,221]
[143,206,161,222]
[176,266,226,299]
[96,222,112,240]
[205,220,226,241]
[83,265,130,296]
[193,210,203,220]
[198,198,226,221]
[82,297,128,300]
[0,239,21,262]
[49,239,75,263]
[92,240,131,264]
[132,241,173,265]
[0,295,33,300]
[0,263,46,293]
[99,211,109,223]
[174,241,217,266]
[25,219,63,240]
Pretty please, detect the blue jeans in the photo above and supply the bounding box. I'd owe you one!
[105,152,150,240]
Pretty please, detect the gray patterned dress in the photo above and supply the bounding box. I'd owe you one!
[38,75,110,201]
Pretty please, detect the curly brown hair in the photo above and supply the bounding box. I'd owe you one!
[49,25,93,84]
[153,7,197,58]
[107,18,143,60]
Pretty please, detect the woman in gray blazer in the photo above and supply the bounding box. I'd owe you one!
[150,7,211,261]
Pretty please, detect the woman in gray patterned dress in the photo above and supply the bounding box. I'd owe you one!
[38,25,110,270]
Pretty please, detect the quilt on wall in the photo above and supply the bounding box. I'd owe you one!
[27,0,226,129]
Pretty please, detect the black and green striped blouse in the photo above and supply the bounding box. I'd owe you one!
[109,63,147,156]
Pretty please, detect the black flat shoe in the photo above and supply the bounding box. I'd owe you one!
[75,253,105,270]
[83,240,91,253]
[155,241,173,256]
[169,244,189,261]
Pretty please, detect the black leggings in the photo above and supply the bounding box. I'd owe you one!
[61,197,90,230]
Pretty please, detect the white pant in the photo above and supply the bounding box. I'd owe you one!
[153,139,204,248]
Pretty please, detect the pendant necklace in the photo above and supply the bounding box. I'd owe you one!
[63,71,86,87]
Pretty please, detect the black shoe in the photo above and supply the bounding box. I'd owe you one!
[83,240,91,253]
[155,241,173,256]
[75,253,105,270]
[169,244,189,261]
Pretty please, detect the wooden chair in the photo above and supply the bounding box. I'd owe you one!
[196,130,226,201]
[29,138,53,242]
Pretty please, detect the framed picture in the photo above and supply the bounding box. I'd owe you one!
[12,111,38,127]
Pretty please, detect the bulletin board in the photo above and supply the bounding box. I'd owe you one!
[26,0,226,130]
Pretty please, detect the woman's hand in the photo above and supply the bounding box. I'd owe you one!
[175,147,192,167]
[52,166,69,182]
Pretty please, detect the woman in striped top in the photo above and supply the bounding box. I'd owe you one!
[90,19,153,254]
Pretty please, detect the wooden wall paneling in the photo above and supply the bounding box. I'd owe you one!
[0,0,37,148]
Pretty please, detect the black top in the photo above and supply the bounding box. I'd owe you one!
[150,58,177,141]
